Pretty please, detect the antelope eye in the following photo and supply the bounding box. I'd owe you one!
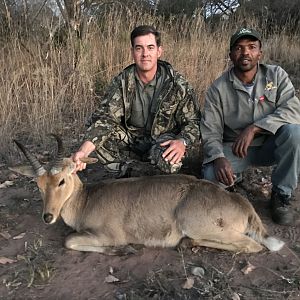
[58,179,65,186]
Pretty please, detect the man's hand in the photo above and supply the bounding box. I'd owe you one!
[213,157,235,186]
[160,139,186,164]
[72,141,96,173]
[232,125,262,158]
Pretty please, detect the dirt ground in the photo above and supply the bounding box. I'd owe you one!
[0,145,300,300]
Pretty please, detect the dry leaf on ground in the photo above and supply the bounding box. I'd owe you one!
[182,277,194,289]
[232,292,240,300]
[17,255,26,260]
[13,232,26,240]
[0,257,17,264]
[191,266,205,277]
[0,180,14,188]
[0,231,11,239]
[241,261,256,275]
[104,274,120,283]
[191,246,201,253]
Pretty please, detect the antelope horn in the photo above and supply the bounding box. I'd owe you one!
[49,134,65,173]
[13,140,46,176]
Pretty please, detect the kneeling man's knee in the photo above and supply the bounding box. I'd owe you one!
[277,124,300,148]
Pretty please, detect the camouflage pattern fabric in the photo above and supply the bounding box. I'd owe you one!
[148,133,182,174]
[92,124,134,164]
[96,130,182,174]
[84,60,201,174]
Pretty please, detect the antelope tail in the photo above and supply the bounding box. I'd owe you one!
[246,212,284,252]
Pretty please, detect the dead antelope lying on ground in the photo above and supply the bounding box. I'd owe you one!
[10,135,284,254]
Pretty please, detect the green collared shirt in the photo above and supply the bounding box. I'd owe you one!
[129,65,166,134]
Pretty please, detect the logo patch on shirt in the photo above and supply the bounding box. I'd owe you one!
[265,81,277,91]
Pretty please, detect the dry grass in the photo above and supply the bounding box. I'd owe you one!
[3,238,56,292]
[1,8,299,161]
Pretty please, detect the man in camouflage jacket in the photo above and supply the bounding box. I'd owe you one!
[73,25,200,175]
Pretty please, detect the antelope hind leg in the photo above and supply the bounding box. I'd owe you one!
[191,231,263,253]
[65,232,137,255]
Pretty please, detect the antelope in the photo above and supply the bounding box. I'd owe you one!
[9,135,284,255]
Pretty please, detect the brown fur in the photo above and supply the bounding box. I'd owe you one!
[11,157,281,254]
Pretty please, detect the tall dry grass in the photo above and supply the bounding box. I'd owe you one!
[1,7,300,161]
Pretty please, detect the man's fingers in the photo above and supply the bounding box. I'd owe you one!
[236,143,247,158]
[165,150,177,162]
[232,141,245,158]
[170,153,182,164]
[164,148,184,163]
[160,140,171,147]
[161,139,185,163]
[241,148,246,158]
[217,169,234,186]
[232,141,239,156]
[71,150,90,173]
[162,146,173,159]
[73,162,86,173]
[217,170,228,185]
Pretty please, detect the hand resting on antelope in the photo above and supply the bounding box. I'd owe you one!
[9,135,284,255]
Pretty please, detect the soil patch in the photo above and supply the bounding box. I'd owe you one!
[1,153,300,300]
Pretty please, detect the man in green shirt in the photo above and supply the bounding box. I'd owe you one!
[73,25,200,176]
[201,28,300,225]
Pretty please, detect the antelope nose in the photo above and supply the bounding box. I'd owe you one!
[43,213,53,224]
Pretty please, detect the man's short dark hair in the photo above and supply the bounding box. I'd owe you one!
[130,25,161,47]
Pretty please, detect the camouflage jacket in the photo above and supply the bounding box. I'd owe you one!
[85,60,201,147]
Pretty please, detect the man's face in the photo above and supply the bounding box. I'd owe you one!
[229,38,262,72]
[131,33,162,73]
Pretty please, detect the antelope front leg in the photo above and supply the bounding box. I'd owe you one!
[65,232,137,255]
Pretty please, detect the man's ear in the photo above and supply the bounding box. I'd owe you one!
[258,48,263,60]
[158,46,163,58]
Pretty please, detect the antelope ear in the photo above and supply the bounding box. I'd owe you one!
[9,165,36,178]
[80,157,98,164]
[62,158,77,174]
[68,162,77,174]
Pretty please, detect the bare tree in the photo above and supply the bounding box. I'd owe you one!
[201,0,239,18]
[237,0,300,32]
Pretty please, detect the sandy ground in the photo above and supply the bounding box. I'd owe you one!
[0,148,300,300]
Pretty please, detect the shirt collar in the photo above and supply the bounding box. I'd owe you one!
[135,65,161,88]
[229,64,259,88]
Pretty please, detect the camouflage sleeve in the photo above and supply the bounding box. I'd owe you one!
[84,75,125,146]
[174,76,201,146]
